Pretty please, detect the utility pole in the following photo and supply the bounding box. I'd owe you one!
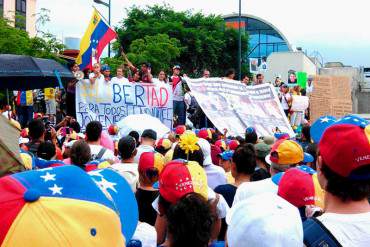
[238,0,242,80]
[93,0,111,57]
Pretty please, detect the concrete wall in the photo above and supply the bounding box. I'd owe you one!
[3,0,16,24]
[264,51,318,83]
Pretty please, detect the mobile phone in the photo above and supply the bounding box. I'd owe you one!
[66,127,70,135]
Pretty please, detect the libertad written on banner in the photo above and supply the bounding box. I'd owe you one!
[186,78,294,137]
[75,80,173,130]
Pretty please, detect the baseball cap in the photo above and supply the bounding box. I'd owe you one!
[156,138,172,151]
[175,125,186,135]
[101,65,111,71]
[226,193,303,247]
[141,129,157,140]
[274,132,290,140]
[218,150,234,161]
[159,160,208,204]
[267,139,313,165]
[0,166,138,246]
[139,152,165,174]
[277,167,325,208]
[173,65,181,70]
[319,115,370,179]
[254,143,271,159]
[198,128,212,140]
[228,139,240,151]
[310,116,336,143]
[20,128,29,138]
[262,135,274,146]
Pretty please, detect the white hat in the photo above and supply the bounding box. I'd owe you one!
[226,193,303,247]
[18,137,29,145]
[197,138,212,166]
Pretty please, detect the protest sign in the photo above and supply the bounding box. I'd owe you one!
[291,95,309,111]
[296,71,307,89]
[185,78,294,137]
[75,80,173,130]
[249,58,259,74]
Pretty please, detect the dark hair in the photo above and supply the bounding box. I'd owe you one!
[225,68,235,77]
[118,136,136,160]
[28,119,46,140]
[129,131,140,147]
[235,136,245,145]
[173,144,204,167]
[232,143,257,175]
[251,168,271,181]
[70,140,91,167]
[211,132,220,145]
[300,88,307,96]
[155,146,170,156]
[68,61,78,70]
[37,141,56,160]
[301,125,311,142]
[85,121,102,142]
[256,73,263,79]
[305,143,317,169]
[166,193,214,247]
[321,163,370,202]
[245,131,258,144]
[69,121,81,133]
[141,129,157,140]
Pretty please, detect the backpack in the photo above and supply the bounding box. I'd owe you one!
[90,147,107,161]
[303,217,342,247]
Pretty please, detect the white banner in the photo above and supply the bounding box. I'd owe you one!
[186,78,294,137]
[291,95,309,112]
[75,80,173,130]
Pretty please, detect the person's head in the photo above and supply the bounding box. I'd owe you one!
[254,142,271,168]
[172,143,204,167]
[275,76,281,84]
[226,193,303,247]
[116,66,125,78]
[225,68,235,79]
[128,131,140,147]
[102,65,111,78]
[85,121,102,142]
[317,120,370,202]
[140,129,157,147]
[141,62,150,73]
[37,141,56,160]
[203,69,210,78]
[69,121,81,133]
[166,193,214,247]
[197,138,212,166]
[133,71,140,81]
[289,73,297,83]
[231,143,257,178]
[218,150,234,172]
[280,83,289,93]
[139,152,165,186]
[69,62,79,73]
[242,75,250,85]
[158,70,167,81]
[28,119,45,141]
[307,76,313,86]
[267,140,313,176]
[93,63,101,74]
[256,73,264,84]
[118,136,137,161]
[301,124,311,142]
[70,140,91,168]
[172,65,181,76]
[155,138,172,155]
[304,143,317,169]
[245,127,258,144]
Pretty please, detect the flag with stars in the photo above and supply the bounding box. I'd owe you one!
[76,9,117,70]
[0,166,138,246]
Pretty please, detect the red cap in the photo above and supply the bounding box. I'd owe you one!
[175,125,186,135]
[198,129,212,140]
[319,124,370,178]
[278,168,315,208]
[159,160,208,204]
[139,152,165,174]
[228,140,239,151]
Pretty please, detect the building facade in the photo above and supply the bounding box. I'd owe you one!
[1,0,36,37]
[224,14,292,61]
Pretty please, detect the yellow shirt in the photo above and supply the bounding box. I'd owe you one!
[44,88,56,100]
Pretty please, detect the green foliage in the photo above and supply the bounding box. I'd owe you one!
[101,56,125,75]
[115,4,248,77]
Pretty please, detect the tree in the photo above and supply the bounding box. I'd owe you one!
[115,4,248,77]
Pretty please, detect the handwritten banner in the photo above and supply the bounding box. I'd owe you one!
[76,80,173,130]
[186,78,294,137]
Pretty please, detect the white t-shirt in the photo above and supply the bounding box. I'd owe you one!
[233,178,278,206]
[281,92,292,110]
[184,92,192,109]
[89,144,116,161]
[204,164,227,190]
[111,76,129,84]
[134,145,155,163]
[110,163,139,192]
[317,212,370,247]
[89,73,105,83]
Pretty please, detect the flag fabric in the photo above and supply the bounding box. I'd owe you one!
[76,9,117,70]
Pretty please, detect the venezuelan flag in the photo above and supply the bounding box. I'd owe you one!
[76,9,117,69]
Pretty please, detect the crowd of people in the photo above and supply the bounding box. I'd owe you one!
[0,109,369,246]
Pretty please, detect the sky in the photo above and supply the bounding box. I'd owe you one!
[37,0,370,67]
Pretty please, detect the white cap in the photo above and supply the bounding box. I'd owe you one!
[226,193,303,247]
[19,137,29,145]
[197,138,212,166]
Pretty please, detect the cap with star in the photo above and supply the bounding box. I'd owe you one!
[0,165,138,246]
[310,116,336,143]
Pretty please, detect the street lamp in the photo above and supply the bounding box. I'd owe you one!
[238,0,242,80]
[93,0,112,57]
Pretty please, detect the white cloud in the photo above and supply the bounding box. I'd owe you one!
[37,0,370,66]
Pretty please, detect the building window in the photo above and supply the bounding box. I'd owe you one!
[15,0,27,30]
